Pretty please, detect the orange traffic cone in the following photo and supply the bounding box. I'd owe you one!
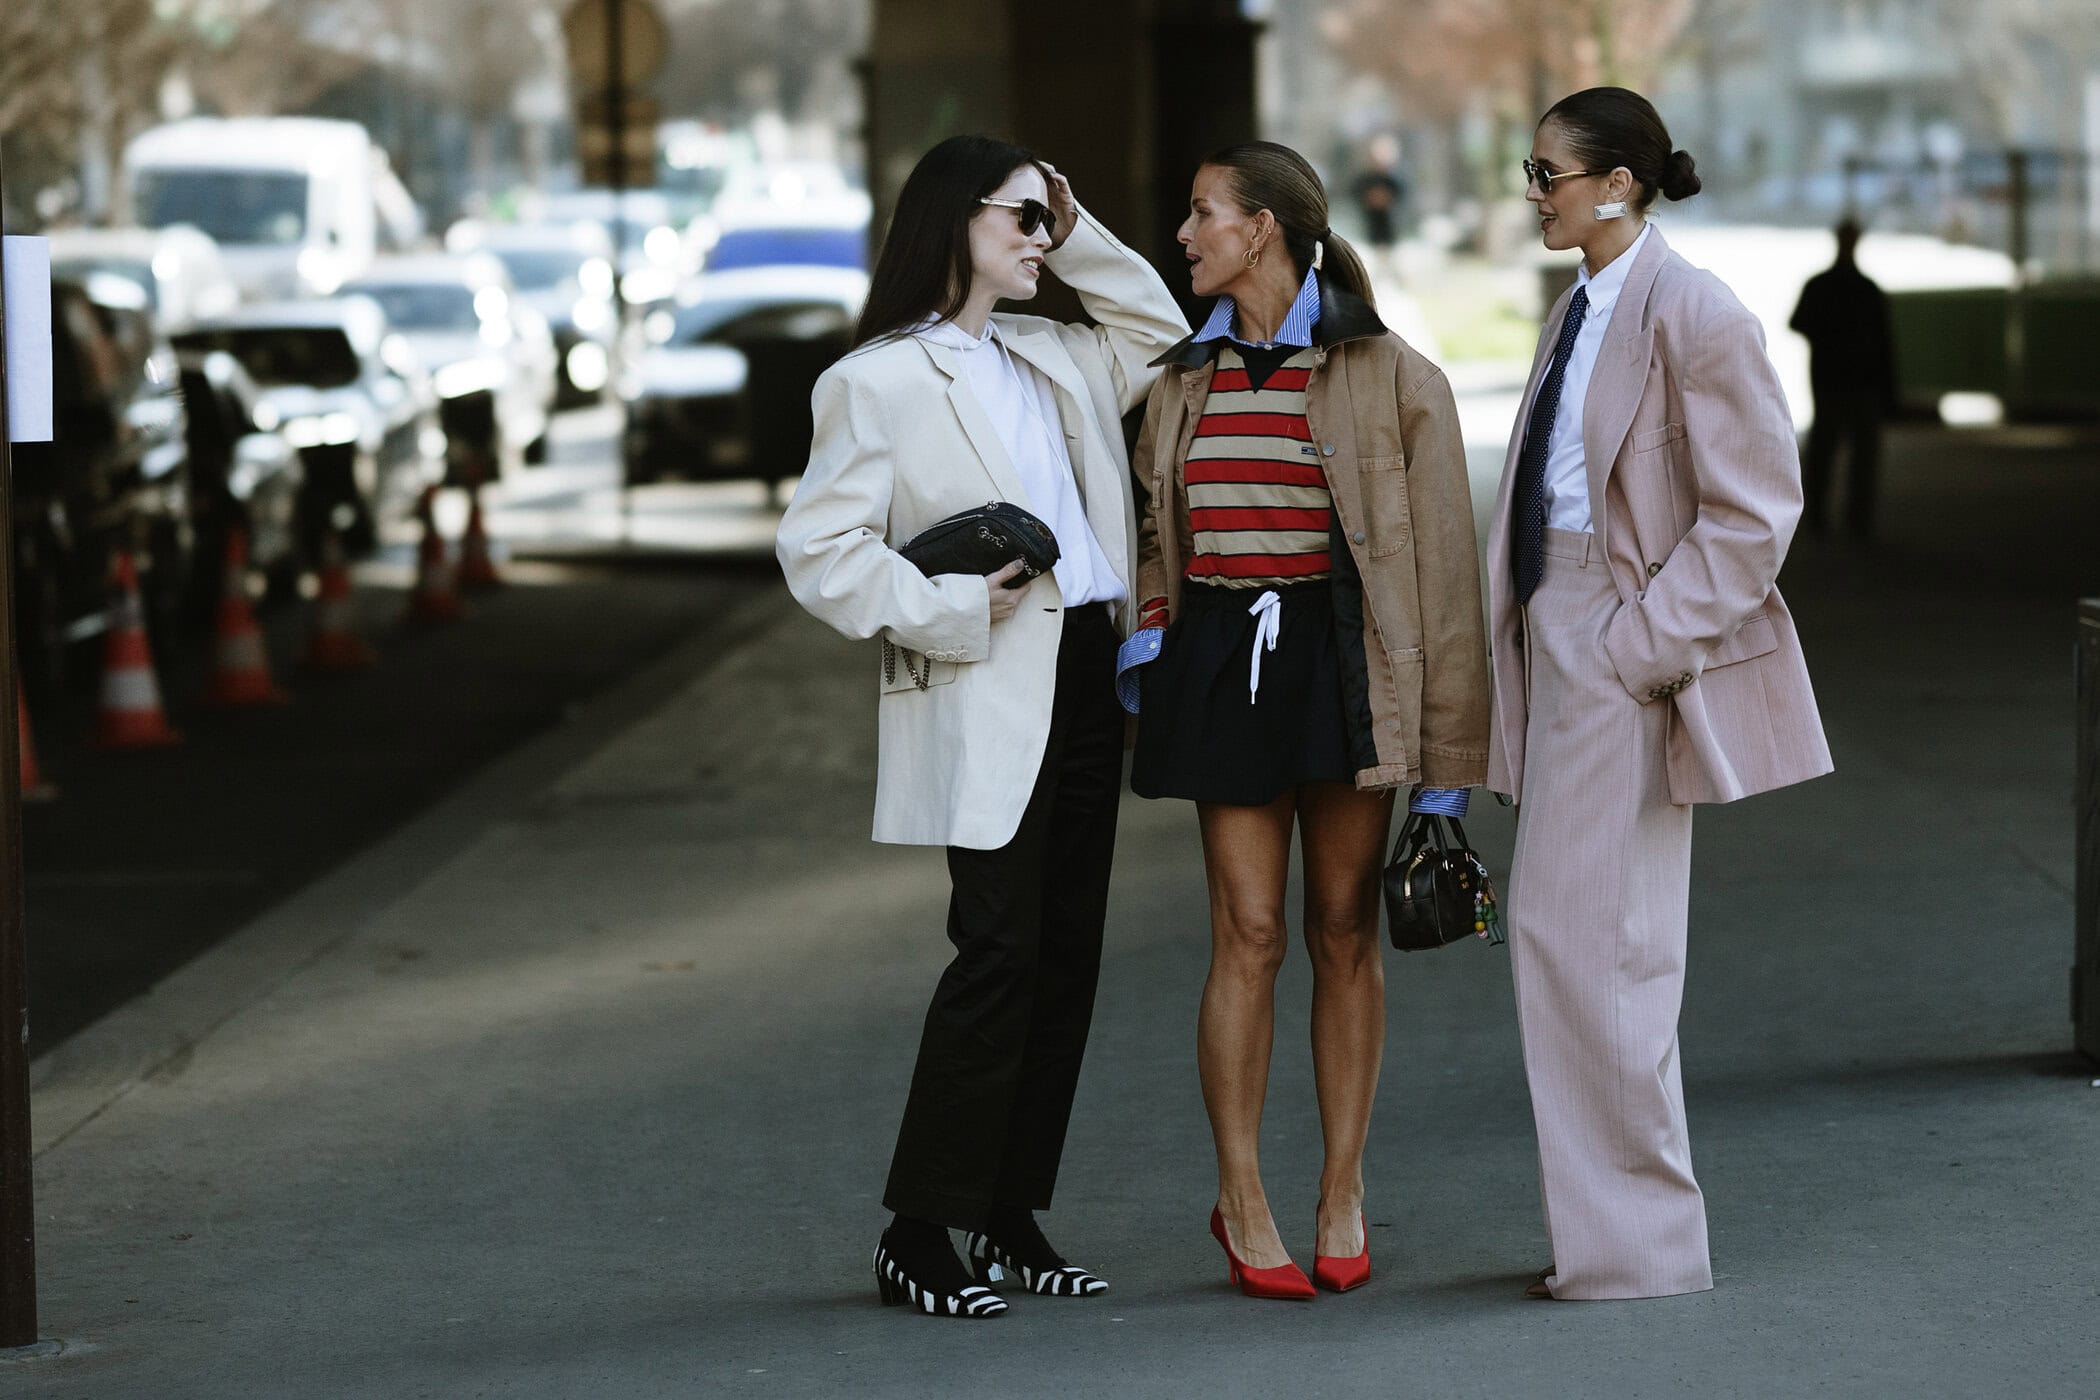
[303,529,376,670]
[205,528,289,706]
[403,486,464,625]
[92,554,183,749]
[455,484,502,591]
[18,691,56,801]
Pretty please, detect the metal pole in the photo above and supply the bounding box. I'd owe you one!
[2006,149,2030,414]
[607,0,632,546]
[0,144,42,1351]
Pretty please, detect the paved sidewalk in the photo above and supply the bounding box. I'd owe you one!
[9,429,2098,1398]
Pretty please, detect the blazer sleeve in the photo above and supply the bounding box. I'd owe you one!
[1042,205,1188,414]
[774,364,992,662]
[1399,359,1491,784]
[1602,294,1802,703]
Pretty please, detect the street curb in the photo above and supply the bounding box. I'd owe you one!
[27,585,797,1158]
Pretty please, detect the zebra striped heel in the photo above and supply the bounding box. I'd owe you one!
[964,1231,1109,1297]
[873,1240,1008,1318]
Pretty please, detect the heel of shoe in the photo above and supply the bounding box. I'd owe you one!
[876,1267,908,1306]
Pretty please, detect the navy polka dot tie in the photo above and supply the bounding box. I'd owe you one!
[1513,285,1589,605]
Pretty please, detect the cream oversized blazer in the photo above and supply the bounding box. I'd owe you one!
[1485,225,1834,805]
[776,206,1187,849]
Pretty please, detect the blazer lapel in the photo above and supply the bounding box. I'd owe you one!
[1487,284,1575,587]
[1001,321,1133,564]
[918,336,1033,507]
[1580,228,1669,519]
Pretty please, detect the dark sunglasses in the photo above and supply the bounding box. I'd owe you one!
[979,196,1058,238]
[1520,159,1602,195]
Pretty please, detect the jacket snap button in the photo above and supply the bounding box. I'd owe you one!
[1321,443,1336,456]
[1647,561,1662,577]
[1352,531,1365,544]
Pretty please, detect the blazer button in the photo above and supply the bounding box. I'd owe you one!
[1646,561,1663,578]
[1321,443,1336,456]
[1352,530,1365,544]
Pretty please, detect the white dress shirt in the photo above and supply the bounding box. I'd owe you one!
[1543,221,1653,532]
[915,317,1125,607]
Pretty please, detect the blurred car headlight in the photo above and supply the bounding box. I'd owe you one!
[565,342,610,393]
[644,226,681,266]
[572,296,612,335]
[621,267,676,305]
[433,358,507,400]
[283,412,361,448]
[252,402,283,432]
[296,246,343,296]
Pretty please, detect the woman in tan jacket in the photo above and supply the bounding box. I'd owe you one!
[1125,142,1490,1299]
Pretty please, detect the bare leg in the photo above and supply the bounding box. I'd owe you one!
[1297,781,1393,1259]
[1196,795,1298,1270]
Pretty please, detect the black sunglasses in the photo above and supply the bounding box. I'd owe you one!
[979,196,1058,238]
[1520,159,1602,195]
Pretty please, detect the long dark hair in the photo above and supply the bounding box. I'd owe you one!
[1541,88,1702,212]
[852,134,1049,349]
[1199,141,1375,309]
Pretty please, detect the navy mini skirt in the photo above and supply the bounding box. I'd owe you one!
[1130,579,1354,806]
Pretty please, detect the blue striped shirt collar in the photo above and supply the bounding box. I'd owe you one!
[1192,266,1321,349]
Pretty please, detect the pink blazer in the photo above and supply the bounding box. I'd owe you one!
[1485,226,1834,805]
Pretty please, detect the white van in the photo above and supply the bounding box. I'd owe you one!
[124,117,422,302]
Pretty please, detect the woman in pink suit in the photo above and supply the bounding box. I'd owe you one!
[1486,88,1833,1300]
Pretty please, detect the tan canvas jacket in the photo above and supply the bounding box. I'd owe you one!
[1132,278,1491,790]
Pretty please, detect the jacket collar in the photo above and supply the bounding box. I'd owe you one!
[1150,271,1388,369]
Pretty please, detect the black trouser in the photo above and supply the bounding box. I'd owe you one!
[1801,393,1882,537]
[883,604,1124,1232]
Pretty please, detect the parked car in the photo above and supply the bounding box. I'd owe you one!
[46,224,240,332]
[11,277,191,686]
[344,253,555,483]
[620,265,866,495]
[124,116,422,301]
[536,188,686,307]
[173,298,440,554]
[447,219,618,405]
[177,349,304,609]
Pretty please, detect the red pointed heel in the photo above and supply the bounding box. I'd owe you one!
[1312,1212,1371,1293]
[1209,1207,1315,1300]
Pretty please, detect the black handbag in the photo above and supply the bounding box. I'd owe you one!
[883,501,1061,691]
[1382,811,1507,952]
[898,500,1059,583]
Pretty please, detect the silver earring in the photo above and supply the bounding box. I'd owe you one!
[1593,200,1628,220]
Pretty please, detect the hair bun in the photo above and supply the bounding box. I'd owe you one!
[1661,149,1702,201]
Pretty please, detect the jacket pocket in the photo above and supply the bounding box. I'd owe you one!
[879,646,961,694]
[1358,455,1411,559]
[1706,613,1777,670]
[1634,421,1687,454]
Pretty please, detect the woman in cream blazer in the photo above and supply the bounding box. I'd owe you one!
[776,134,1185,1318]
[1487,89,1833,1302]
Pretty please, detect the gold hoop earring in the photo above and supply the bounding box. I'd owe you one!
[1243,245,1262,269]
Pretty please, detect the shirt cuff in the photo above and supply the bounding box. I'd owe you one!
[1115,627,1162,714]
[1409,786,1470,817]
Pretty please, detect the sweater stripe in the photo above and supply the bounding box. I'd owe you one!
[1182,346,1330,588]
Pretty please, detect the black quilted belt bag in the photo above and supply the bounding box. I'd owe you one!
[883,501,1060,691]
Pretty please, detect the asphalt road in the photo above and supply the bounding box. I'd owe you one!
[20,406,775,1055]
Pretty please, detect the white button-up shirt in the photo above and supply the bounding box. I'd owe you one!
[1543,221,1652,532]
[915,317,1125,607]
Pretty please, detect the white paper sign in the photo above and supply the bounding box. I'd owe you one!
[3,235,53,443]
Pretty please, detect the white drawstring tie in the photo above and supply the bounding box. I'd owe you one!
[1247,589,1282,703]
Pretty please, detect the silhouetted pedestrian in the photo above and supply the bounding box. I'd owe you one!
[1789,219,1895,537]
